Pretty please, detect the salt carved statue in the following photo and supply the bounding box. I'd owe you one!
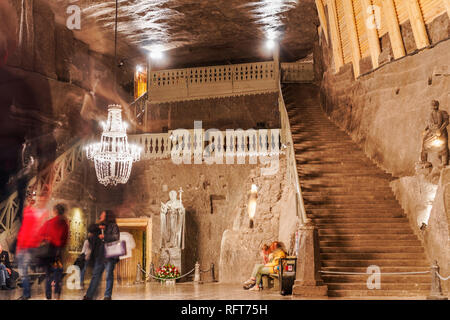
[160,189,185,250]
[420,100,449,168]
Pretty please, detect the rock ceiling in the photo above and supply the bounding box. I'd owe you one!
[53,0,318,68]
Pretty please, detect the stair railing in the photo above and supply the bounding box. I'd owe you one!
[131,92,148,127]
[0,140,84,242]
[277,79,309,226]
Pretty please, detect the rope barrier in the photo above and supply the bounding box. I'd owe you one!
[139,266,195,281]
[319,270,431,275]
[436,272,450,281]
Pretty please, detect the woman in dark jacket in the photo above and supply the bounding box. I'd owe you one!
[83,210,120,300]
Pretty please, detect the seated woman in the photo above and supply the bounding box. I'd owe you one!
[249,241,286,292]
[0,243,13,290]
[243,244,270,290]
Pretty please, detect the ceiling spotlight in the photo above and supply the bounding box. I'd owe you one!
[150,50,163,60]
[266,39,276,50]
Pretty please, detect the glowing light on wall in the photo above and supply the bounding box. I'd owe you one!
[418,185,438,228]
[248,184,258,228]
[431,137,445,148]
[68,208,86,252]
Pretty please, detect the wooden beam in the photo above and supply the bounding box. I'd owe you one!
[327,0,344,72]
[343,0,361,77]
[315,0,329,44]
[361,0,381,69]
[382,0,406,59]
[406,0,430,49]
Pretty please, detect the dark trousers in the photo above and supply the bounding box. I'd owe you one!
[85,259,117,299]
[45,264,63,299]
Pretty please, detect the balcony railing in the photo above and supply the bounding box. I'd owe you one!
[281,62,315,83]
[148,61,278,103]
[129,129,283,161]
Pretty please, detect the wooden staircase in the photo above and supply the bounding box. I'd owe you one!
[282,83,431,298]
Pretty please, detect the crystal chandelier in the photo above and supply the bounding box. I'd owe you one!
[86,105,141,186]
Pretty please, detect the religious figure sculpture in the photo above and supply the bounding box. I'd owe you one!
[160,189,186,250]
[420,100,449,168]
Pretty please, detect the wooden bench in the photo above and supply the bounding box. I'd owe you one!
[261,273,279,290]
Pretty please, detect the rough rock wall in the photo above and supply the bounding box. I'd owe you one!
[119,157,295,282]
[391,172,449,294]
[146,93,280,132]
[315,13,450,177]
[219,158,299,284]
[3,0,135,152]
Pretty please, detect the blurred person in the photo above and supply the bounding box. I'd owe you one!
[38,203,69,300]
[0,243,12,290]
[15,195,49,299]
[249,241,286,292]
[1,0,57,218]
[77,225,97,289]
[83,210,120,300]
[243,244,271,290]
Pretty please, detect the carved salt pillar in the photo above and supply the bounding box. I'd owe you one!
[292,221,328,297]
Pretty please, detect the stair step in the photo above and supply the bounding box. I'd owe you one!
[315,218,409,224]
[327,290,428,297]
[320,253,427,260]
[322,275,430,283]
[319,234,419,241]
[321,266,430,273]
[316,223,411,229]
[319,240,422,247]
[321,260,429,267]
[326,283,430,291]
[306,204,402,210]
[306,208,405,214]
[303,195,398,203]
[320,246,424,253]
[319,229,414,235]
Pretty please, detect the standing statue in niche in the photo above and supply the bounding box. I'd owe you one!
[160,188,185,250]
[419,100,449,168]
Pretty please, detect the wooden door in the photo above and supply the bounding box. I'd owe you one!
[116,228,145,285]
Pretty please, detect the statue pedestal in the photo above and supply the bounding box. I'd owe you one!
[292,222,328,297]
[160,247,183,275]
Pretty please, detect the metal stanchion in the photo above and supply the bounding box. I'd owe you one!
[427,261,448,300]
[194,261,202,284]
[149,263,155,282]
[134,263,144,284]
[211,263,217,282]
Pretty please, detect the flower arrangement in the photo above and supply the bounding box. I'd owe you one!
[156,263,180,280]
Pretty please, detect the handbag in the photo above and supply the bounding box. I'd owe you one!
[104,240,127,259]
[35,241,57,261]
[35,219,57,263]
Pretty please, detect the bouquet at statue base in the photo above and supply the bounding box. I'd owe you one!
[156,264,180,280]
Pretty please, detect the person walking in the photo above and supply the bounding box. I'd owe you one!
[38,203,69,300]
[78,225,97,289]
[83,210,120,300]
[15,195,48,300]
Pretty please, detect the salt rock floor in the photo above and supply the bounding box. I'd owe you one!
[0,282,428,300]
